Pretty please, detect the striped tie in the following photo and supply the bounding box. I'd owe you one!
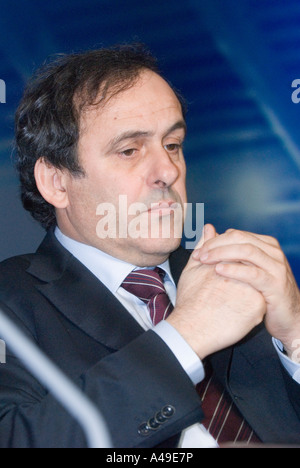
[122,267,173,325]
[197,361,260,445]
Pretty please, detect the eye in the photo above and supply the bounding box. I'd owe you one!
[119,148,137,158]
[164,143,182,153]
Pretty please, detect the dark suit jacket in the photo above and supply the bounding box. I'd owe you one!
[0,230,299,448]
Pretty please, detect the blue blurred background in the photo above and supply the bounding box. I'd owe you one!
[1,0,300,278]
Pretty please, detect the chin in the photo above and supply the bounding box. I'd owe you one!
[138,236,182,261]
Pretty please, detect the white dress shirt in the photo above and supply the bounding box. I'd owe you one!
[54,227,300,447]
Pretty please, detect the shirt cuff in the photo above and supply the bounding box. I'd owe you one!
[272,338,300,384]
[153,321,205,385]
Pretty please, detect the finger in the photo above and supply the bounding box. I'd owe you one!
[225,228,280,248]
[196,229,284,264]
[199,243,279,275]
[215,262,271,296]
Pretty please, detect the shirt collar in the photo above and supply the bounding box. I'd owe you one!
[55,227,175,294]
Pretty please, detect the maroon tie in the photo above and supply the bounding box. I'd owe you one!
[197,361,260,445]
[122,268,260,445]
[122,267,173,325]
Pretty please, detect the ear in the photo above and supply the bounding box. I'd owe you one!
[34,157,69,209]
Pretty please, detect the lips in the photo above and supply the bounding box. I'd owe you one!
[147,200,179,214]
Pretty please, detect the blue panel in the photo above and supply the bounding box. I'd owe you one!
[0,0,300,284]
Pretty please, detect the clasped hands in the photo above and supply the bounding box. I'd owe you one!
[167,224,300,361]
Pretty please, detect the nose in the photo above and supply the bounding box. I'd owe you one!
[146,145,182,190]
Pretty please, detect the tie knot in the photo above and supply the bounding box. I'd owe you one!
[122,267,173,325]
[122,267,166,301]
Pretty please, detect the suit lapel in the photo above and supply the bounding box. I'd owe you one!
[27,231,144,351]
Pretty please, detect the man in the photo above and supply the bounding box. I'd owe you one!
[0,45,300,448]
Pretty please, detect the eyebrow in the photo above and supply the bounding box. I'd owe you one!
[106,120,187,153]
[164,120,187,138]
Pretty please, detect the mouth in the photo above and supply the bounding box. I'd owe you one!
[147,200,180,215]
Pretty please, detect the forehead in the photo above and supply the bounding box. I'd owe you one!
[80,71,184,133]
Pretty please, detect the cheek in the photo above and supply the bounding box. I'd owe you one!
[176,170,187,203]
[66,176,103,217]
[112,172,145,203]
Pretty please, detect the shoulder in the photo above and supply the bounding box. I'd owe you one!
[0,253,35,293]
[0,252,40,301]
[0,231,59,315]
[0,253,42,337]
[0,252,33,272]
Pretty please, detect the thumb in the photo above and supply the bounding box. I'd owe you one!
[196,224,217,248]
[191,224,217,261]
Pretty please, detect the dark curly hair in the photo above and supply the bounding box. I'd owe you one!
[15,44,186,231]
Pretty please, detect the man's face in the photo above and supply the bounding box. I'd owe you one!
[58,70,187,266]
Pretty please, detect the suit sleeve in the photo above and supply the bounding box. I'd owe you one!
[281,366,300,421]
[271,338,300,420]
[0,302,203,448]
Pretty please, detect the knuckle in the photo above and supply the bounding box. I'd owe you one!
[264,234,281,249]
[227,229,245,243]
[269,236,280,248]
[276,249,286,264]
